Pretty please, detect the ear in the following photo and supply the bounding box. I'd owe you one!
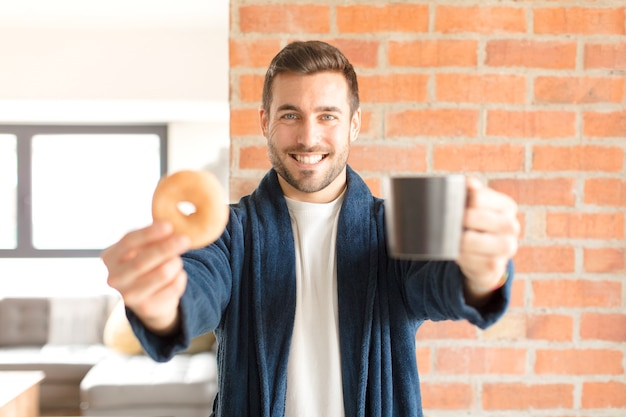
[350,107,361,142]
[259,107,269,138]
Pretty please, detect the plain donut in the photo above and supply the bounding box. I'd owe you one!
[151,170,229,249]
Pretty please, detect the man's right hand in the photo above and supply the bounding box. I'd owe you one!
[101,221,191,335]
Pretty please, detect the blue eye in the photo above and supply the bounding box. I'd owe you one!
[281,113,297,120]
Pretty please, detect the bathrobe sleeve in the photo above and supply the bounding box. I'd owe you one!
[126,209,236,362]
[398,258,514,329]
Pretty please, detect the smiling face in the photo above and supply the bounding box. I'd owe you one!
[260,71,361,203]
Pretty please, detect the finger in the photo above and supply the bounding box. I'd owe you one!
[149,268,188,306]
[110,233,190,289]
[466,176,484,192]
[121,258,186,308]
[126,269,188,320]
[464,208,521,236]
[457,251,509,287]
[460,229,519,258]
[102,221,174,266]
[467,183,517,215]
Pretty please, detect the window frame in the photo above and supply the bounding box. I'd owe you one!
[0,124,168,258]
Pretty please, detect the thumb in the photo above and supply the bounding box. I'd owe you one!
[465,176,484,208]
[466,176,484,192]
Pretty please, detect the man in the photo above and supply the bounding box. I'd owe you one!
[103,40,519,417]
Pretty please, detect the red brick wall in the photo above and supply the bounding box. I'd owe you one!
[229,2,626,414]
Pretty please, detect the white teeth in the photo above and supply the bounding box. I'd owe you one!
[294,154,323,165]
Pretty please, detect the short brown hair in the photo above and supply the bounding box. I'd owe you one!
[261,40,360,116]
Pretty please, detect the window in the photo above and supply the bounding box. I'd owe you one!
[0,125,167,257]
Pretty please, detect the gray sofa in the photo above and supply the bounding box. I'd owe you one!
[0,295,217,416]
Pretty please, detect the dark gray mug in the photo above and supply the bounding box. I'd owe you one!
[383,175,466,260]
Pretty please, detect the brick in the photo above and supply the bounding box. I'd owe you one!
[388,40,478,67]
[584,248,626,273]
[486,39,577,69]
[527,314,574,341]
[515,212,527,240]
[436,347,526,374]
[229,39,281,68]
[534,76,624,104]
[585,42,626,70]
[239,5,330,33]
[583,111,626,138]
[581,313,626,342]
[489,178,576,206]
[238,145,270,170]
[514,246,575,273]
[433,144,525,172]
[386,109,478,138]
[546,212,624,239]
[421,382,473,410]
[510,278,525,308]
[584,178,626,207]
[533,279,622,308]
[230,108,262,137]
[483,383,573,409]
[359,74,428,103]
[486,110,576,139]
[415,320,476,340]
[363,176,381,198]
[582,382,626,408]
[535,349,623,375]
[435,6,526,34]
[358,111,373,138]
[481,312,526,340]
[436,73,526,104]
[532,145,624,172]
[415,346,431,374]
[337,4,429,33]
[229,176,262,201]
[347,144,426,173]
[239,74,264,103]
[524,211,546,240]
[328,39,379,69]
[534,7,625,35]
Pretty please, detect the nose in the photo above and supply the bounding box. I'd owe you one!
[296,118,321,148]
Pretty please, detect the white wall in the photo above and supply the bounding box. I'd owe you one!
[0,19,230,296]
[0,27,226,101]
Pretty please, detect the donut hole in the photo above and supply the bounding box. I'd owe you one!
[177,201,197,217]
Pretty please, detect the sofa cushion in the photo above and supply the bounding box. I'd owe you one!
[0,295,113,347]
[80,352,218,408]
[0,298,49,346]
[48,296,112,345]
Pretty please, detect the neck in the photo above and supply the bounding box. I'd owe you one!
[278,167,347,204]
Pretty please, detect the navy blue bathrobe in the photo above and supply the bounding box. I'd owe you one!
[129,166,514,417]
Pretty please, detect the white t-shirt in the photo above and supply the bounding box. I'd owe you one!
[284,190,346,417]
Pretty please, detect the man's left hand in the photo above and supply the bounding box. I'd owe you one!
[456,177,520,301]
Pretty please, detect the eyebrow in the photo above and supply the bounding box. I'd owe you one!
[276,104,344,114]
